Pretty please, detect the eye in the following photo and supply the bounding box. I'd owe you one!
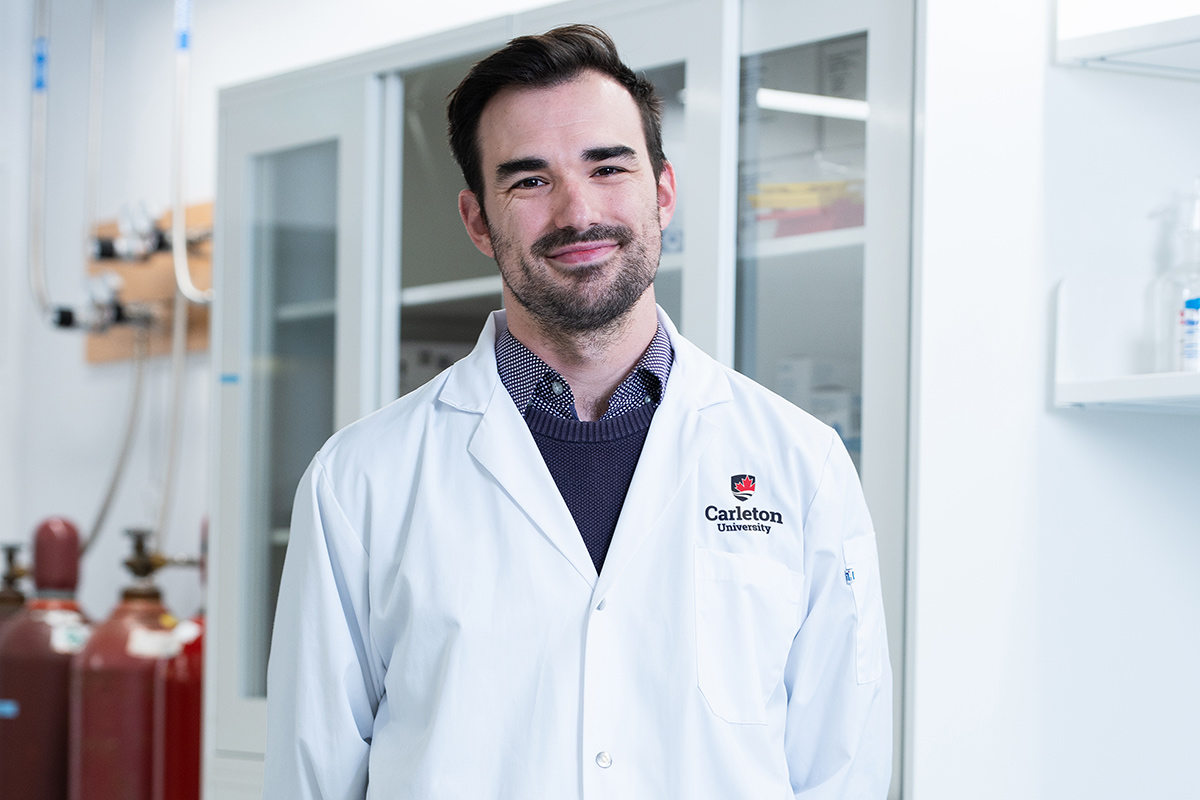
[513,177,547,189]
[593,166,625,177]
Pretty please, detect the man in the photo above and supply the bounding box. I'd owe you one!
[264,24,891,799]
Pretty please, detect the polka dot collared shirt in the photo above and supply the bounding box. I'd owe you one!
[495,324,674,421]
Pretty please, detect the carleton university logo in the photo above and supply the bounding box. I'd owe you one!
[731,474,755,502]
[706,474,782,533]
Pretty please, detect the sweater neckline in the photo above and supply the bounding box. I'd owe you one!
[523,403,655,443]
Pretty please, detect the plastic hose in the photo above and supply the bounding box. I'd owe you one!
[81,324,149,555]
[152,289,189,552]
[83,0,105,271]
[28,0,109,326]
[152,0,208,553]
[170,0,212,305]
[27,0,50,318]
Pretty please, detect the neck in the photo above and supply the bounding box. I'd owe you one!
[504,291,658,421]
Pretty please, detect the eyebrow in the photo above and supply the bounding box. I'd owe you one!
[583,145,637,162]
[494,157,549,184]
[493,146,640,185]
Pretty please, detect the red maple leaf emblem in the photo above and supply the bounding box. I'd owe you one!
[735,476,755,494]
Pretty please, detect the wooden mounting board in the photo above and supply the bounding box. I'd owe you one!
[86,203,212,364]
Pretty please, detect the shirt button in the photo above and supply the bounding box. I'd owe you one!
[595,751,612,769]
[643,394,652,404]
[596,598,607,611]
[551,380,565,396]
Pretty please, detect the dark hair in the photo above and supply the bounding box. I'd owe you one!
[446,24,665,200]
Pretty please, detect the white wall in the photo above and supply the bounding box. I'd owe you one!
[910,0,1200,797]
[0,0,556,621]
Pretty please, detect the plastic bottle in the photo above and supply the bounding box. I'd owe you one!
[0,518,91,800]
[1155,179,1200,372]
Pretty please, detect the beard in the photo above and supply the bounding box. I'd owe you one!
[489,209,662,334]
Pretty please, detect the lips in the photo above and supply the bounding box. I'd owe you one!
[547,242,619,264]
[531,224,634,264]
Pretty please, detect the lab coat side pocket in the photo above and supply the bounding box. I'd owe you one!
[694,547,803,725]
[843,536,885,684]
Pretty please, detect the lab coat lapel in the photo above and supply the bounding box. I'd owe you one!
[593,311,732,600]
[441,311,598,589]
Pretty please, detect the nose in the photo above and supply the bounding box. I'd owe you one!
[550,175,601,232]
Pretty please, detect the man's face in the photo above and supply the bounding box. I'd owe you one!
[458,70,676,333]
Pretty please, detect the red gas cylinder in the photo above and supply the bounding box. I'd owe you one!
[164,613,203,800]
[0,518,91,800]
[163,518,205,800]
[70,529,201,800]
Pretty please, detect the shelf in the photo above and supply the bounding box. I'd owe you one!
[745,226,865,260]
[659,252,684,272]
[1053,279,1200,413]
[1056,372,1200,412]
[401,276,502,307]
[1057,14,1200,80]
[275,298,336,321]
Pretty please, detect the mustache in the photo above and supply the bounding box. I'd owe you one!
[530,225,633,258]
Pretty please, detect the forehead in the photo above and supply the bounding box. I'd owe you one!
[476,71,646,168]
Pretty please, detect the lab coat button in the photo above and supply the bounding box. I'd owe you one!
[595,751,612,768]
[596,598,607,611]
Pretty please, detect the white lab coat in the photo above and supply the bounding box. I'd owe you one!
[264,308,891,799]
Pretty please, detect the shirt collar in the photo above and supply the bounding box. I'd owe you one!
[495,323,674,421]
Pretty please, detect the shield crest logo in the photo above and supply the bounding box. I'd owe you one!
[731,474,755,502]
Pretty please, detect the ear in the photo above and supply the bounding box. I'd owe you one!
[656,161,678,231]
[458,189,494,258]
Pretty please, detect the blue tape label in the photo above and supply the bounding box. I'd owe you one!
[219,373,240,385]
[33,36,47,91]
[0,699,18,720]
[174,0,192,50]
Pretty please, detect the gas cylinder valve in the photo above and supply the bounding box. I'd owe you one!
[123,529,168,580]
[1,545,27,610]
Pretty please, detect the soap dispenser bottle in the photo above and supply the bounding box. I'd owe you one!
[1155,179,1200,372]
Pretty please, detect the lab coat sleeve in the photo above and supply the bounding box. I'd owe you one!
[784,433,892,799]
[262,456,383,800]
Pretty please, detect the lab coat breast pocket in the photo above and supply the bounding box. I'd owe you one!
[693,547,803,725]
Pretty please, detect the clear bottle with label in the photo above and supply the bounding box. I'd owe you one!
[1155,179,1200,373]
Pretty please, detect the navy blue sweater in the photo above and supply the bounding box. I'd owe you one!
[524,403,656,573]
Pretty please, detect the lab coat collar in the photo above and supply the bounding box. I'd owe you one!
[437,306,733,593]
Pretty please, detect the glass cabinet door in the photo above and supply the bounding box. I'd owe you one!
[247,140,338,696]
[213,71,367,759]
[738,3,916,796]
[736,33,868,470]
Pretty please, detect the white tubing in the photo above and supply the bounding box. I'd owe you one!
[81,324,149,556]
[154,0,206,554]
[83,0,105,271]
[27,0,50,318]
[28,0,113,328]
[153,289,189,553]
[170,0,211,305]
